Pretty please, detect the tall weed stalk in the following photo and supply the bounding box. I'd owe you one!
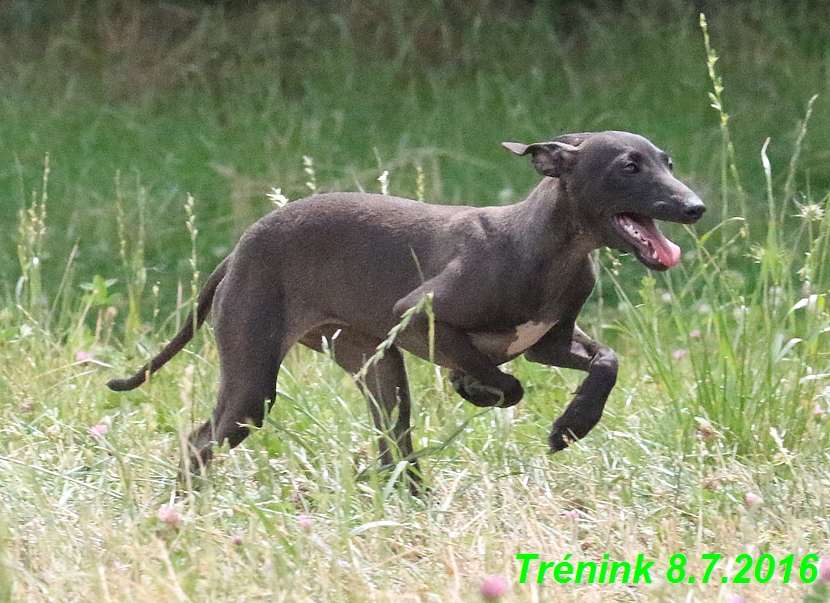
[115,172,148,340]
[15,155,49,320]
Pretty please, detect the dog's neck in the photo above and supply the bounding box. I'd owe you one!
[506,178,601,260]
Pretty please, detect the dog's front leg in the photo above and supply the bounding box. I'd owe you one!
[394,289,524,408]
[429,319,525,407]
[524,323,618,451]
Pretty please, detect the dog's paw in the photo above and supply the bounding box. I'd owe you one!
[177,442,214,490]
[548,424,577,453]
[450,371,523,408]
[499,375,524,407]
[450,372,500,406]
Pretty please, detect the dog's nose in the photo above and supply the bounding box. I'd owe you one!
[682,196,706,220]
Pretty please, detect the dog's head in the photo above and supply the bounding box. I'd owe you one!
[503,131,705,271]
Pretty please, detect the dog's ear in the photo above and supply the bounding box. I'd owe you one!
[502,141,579,178]
[501,142,530,155]
[552,132,594,147]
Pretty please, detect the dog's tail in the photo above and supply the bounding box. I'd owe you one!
[106,256,230,392]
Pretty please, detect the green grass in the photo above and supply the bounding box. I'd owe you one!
[2,1,830,601]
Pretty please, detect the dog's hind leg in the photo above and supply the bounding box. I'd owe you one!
[187,288,292,472]
[187,346,284,471]
[301,328,420,493]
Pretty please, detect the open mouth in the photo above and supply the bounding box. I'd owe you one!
[612,213,681,270]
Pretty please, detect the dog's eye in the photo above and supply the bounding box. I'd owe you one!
[622,162,640,175]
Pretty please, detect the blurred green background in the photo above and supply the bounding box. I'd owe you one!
[1,0,829,310]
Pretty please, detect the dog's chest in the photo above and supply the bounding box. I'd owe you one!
[468,320,555,359]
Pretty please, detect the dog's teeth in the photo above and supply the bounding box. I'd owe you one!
[651,250,659,260]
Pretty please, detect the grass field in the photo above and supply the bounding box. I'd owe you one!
[2,1,830,601]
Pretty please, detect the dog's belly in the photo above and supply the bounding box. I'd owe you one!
[468,320,554,359]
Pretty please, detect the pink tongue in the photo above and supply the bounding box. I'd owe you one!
[640,220,681,267]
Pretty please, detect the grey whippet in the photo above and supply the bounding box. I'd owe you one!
[108,130,705,486]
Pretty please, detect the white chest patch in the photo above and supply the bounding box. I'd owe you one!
[469,320,555,359]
